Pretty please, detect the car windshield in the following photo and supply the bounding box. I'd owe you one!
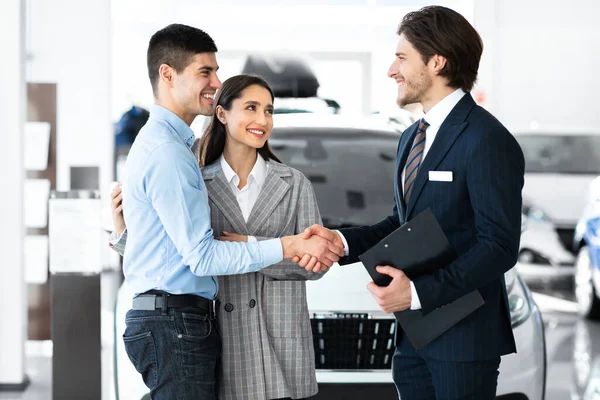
[516,134,600,174]
[270,127,398,229]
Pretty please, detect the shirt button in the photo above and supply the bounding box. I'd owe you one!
[249,299,256,308]
[225,303,234,312]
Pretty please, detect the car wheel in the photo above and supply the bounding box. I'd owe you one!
[575,246,600,319]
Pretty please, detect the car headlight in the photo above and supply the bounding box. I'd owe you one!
[505,268,532,328]
[522,203,550,223]
[518,249,552,265]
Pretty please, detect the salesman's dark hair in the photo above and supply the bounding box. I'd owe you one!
[147,24,218,96]
[398,6,483,92]
[198,74,282,167]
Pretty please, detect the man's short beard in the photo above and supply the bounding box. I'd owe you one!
[397,95,420,107]
[396,68,430,107]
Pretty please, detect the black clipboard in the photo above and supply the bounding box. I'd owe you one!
[358,208,485,349]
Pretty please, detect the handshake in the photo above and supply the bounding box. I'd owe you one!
[219,225,343,272]
[283,225,344,272]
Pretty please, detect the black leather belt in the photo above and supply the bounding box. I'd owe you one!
[132,290,213,315]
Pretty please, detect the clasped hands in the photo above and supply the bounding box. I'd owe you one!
[218,227,345,273]
[219,224,412,313]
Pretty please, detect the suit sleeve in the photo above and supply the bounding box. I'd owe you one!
[259,176,326,281]
[338,203,401,264]
[413,127,525,315]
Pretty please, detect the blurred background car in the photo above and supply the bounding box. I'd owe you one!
[371,105,418,134]
[272,97,340,115]
[242,54,341,115]
[515,131,600,252]
[518,200,575,285]
[573,176,600,319]
[570,317,600,400]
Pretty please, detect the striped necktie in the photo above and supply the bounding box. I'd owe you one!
[403,118,429,203]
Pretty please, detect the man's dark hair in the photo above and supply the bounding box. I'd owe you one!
[398,6,483,92]
[147,24,218,95]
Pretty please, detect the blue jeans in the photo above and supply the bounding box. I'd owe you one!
[123,307,221,400]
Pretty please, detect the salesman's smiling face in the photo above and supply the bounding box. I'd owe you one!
[387,34,433,107]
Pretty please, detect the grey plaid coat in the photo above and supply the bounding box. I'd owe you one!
[112,160,324,400]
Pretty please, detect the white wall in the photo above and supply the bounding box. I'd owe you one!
[28,0,113,191]
[475,0,600,131]
[0,0,27,386]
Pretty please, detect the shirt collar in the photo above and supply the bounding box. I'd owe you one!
[149,104,196,148]
[219,154,268,187]
[423,88,466,130]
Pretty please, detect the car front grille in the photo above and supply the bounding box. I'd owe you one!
[310,313,396,370]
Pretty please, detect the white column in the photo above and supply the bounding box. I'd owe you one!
[0,0,27,387]
[29,0,112,192]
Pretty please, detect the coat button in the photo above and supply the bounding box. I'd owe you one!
[224,303,234,312]
[249,299,256,308]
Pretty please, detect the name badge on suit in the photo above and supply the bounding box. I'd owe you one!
[429,171,453,182]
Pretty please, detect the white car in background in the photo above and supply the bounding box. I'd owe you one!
[515,130,600,251]
[113,116,546,400]
[518,202,575,284]
[306,265,545,400]
[371,105,418,134]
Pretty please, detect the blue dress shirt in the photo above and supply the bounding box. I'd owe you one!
[122,105,283,299]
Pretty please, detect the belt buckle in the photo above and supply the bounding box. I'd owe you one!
[134,294,157,310]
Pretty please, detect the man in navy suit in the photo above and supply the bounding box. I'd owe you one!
[297,5,525,399]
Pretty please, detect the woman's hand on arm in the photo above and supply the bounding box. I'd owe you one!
[111,183,126,235]
[217,231,248,243]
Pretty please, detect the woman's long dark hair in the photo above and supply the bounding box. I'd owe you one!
[198,74,282,167]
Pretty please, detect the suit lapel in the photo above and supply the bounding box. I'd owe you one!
[203,165,248,235]
[405,94,476,218]
[396,124,419,222]
[246,163,291,235]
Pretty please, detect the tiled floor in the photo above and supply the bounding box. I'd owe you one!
[0,357,51,400]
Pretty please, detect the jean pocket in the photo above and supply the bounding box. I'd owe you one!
[181,312,211,340]
[123,331,158,390]
[176,315,221,381]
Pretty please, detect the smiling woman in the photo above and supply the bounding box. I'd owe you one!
[198,75,282,168]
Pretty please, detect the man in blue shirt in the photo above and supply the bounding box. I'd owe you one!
[121,24,343,400]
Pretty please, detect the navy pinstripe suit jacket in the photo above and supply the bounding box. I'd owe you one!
[340,94,524,361]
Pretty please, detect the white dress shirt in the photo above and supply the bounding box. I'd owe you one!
[337,88,466,311]
[401,88,466,191]
[219,154,269,242]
